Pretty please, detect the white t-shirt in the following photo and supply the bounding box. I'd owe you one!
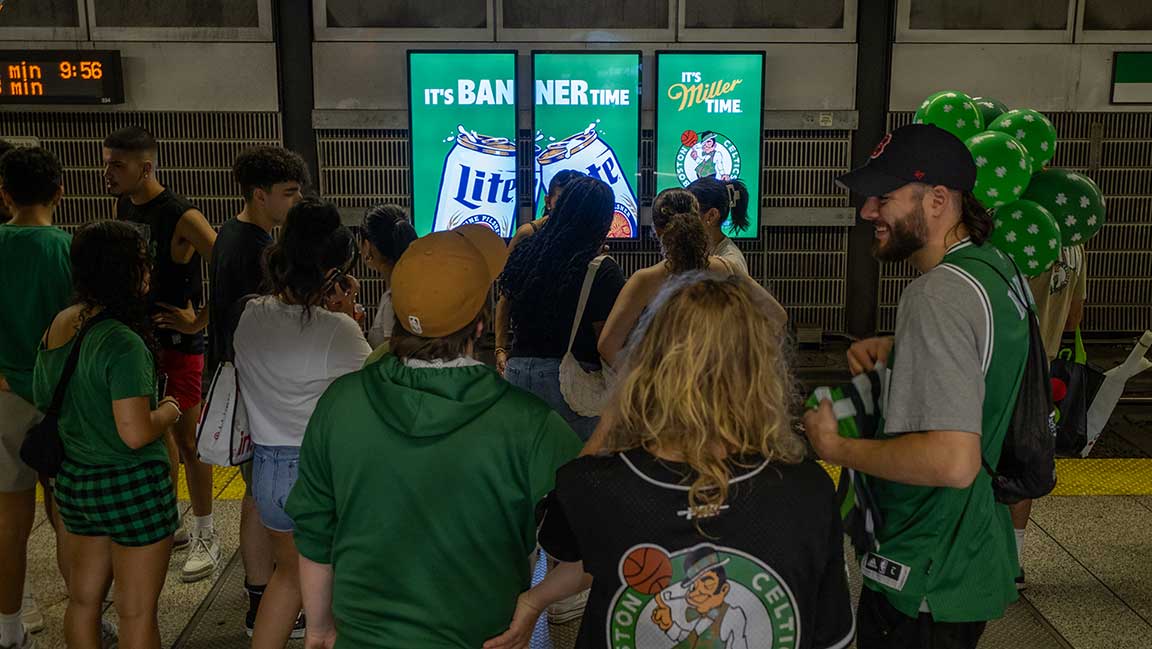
[710,237,749,276]
[234,296,372,447]
[366,289,394,349]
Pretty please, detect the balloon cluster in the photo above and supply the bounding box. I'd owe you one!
[914,91,1106,276]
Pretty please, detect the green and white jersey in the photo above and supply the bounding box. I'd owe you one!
[864,238,1029,623]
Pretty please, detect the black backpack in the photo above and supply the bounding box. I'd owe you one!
[971,258,1057,504]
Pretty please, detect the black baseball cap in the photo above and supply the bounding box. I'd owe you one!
[837,124,976,197]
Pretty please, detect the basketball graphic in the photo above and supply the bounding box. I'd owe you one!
[622,545,672,595]
[680,130,698,148]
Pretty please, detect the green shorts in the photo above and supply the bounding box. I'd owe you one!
[55,458,179,547]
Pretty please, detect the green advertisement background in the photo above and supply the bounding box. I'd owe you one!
[408,52,518,236]
[656,52,764,238]
[532,52,640,233]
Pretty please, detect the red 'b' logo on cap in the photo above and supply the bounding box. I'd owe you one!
[870,133,892,159]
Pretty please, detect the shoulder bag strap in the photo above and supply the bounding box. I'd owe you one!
[566,255,608,354]
[966,256,1033,316]
[714,255,736,276]
[44,311,112,417]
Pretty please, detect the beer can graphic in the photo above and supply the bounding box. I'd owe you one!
[433,126,518,237]
[538,124,638,238]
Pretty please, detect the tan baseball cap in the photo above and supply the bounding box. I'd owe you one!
[391,224,508,338]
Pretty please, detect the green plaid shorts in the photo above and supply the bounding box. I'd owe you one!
[55,458,178,547]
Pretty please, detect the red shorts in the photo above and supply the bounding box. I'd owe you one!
[158,349,204,411]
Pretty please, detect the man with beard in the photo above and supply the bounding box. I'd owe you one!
[803,124,1028,649]
[103,126,220,582]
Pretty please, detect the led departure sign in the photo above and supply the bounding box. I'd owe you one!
[0,50,124,104]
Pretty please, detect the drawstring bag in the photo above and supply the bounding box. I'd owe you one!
[195,360,253,466]
[559,255,614,417]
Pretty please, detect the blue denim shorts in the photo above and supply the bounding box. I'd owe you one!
[504,356,599,441]
[252,444,300,533]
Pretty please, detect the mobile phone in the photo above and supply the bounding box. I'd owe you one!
[157,372,169,399]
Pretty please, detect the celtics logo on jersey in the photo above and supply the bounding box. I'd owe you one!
[608,543,800,649]
[675,130,742,187]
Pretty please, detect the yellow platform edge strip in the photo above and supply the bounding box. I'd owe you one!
[34,458,1152,503]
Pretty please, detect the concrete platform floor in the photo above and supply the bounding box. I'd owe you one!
[20,467,1152,649]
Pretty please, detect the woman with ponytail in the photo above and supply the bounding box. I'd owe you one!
[687,176,751,275]
[498,175,624,440]
[357,204,418,350]
[597,189,784,367]
[234,198,371,649]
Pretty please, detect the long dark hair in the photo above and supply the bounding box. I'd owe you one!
[263,198,357,319]
[688,176,751,234]
[360,204,417,265]
[500,175,614,335]
[70,220,157,359]
[960,191,993,245]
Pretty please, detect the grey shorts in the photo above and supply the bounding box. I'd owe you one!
[0,390,43,492]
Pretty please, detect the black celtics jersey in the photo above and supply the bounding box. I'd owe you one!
[539,449,854,649]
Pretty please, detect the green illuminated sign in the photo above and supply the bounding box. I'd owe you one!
[655,52,764,238]
[407,51,519,237]
[532,52,641,238]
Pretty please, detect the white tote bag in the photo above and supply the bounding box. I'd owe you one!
[559,255,615,417]
[195,361,253,466]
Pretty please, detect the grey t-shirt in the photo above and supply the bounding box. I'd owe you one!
[710,237,749,276]
[884,264,992,437]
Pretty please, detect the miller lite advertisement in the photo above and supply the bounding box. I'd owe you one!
[532,52,641,238]
[407,51,519,237]
[655,52,765,238]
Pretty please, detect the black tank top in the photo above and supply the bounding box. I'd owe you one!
[117,189,205,354]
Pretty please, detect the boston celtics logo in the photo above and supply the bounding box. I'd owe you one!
[675,130,742,186]
[608,543,799,649]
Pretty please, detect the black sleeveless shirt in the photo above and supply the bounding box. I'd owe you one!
[117,189,205,354]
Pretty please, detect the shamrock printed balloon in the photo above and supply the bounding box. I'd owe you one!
[965,131,1033,209]
[1022,168,1106,246]
[989,200,1062,277]
[987,108,1058,169]
[913,91,984,141]
[971,96,1009,128]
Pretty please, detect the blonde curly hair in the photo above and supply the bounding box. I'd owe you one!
[602,272,804,517]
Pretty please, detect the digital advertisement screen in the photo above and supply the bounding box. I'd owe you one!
[655,52,765,238]
[0,50,123,105]
[407,51,519,237]
[532,52,641,238]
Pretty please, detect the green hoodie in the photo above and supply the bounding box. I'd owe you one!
[286,354,582,649]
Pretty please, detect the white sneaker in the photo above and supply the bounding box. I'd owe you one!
[0,631,36,649]
[180,531,220,583]
[99,619,117,649]
[172,525,190,551]
[547,588,588,625]
[21,580,44,633]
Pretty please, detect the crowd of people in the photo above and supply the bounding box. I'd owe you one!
[0,121,1086,649]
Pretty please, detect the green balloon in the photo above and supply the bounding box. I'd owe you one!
[965,131,1033,209]
[1022,168,1106,246]
[990,200,1062,277]
[987,109,1058,168]
[971,97,1009,128]
[913,91,984,141]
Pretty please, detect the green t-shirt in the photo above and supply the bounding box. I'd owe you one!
[0,225,72,403]
[864,240,1027,623]
[33,319,166,467]
[287,354,581,648]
